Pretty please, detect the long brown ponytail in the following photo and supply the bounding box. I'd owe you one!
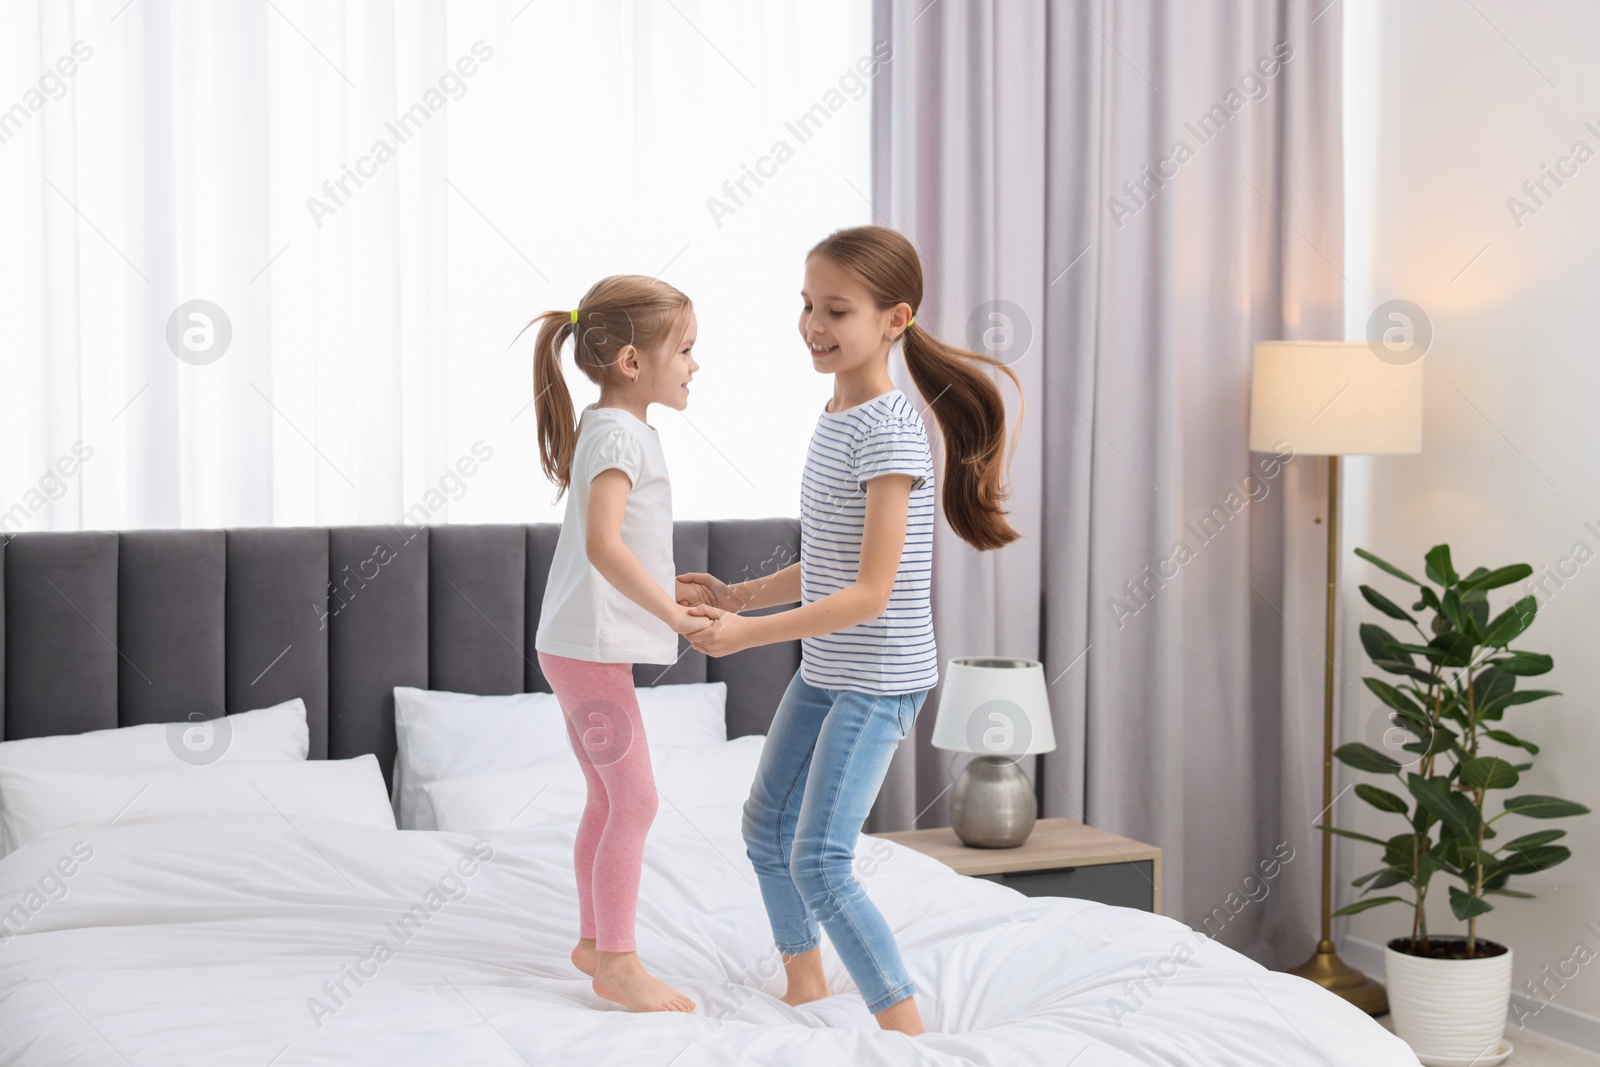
[809,226,1023,551]
[520,275,692,499]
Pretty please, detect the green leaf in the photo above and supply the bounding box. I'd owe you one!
[1482,596,1538,648]
[1364,677,1425,718]
[1450,791,1486,837]
[1418,850,1462,877]
[1351,867,1390,888]
[1355,547,1422,586]
[1413,586,1442,614]
[1361,622,1411,664]
[1387,636,1474,668]
[1355,784,1410,814]
[1471,667,1514,718]
[1440,588,1469,634]
[1460,757,1520,791]
[1372,657,1440,683]
[1458,564,1534,592]
[1384,833,1420,870]
[1332,895,1411,917]
[1363,869,1410,891]
[1486,887,1536,899]
[1502,795,1591,819]
[1360,585,1417,624]
[1408,774,1472,836]
[1436,632,1477,667]
[1449,885,1493,921]
[1385,642,1443,658]
[1425,545,1459,587]
[1493,651,1554,676]
[1484,729,1540,755]
[1504,689,1560,706]
[1316,825,1390,847]
[1464,595,1491,634]
[1335,742,1403,775]
[1499,829,1566,853]
[1495,844,1572,876]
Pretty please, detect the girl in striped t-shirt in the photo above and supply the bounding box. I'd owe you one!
[679,226,1020,1036]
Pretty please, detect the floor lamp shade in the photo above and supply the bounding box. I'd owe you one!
[1249,341,1423,457]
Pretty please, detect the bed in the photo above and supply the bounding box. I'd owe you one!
[0,521,1419,1065]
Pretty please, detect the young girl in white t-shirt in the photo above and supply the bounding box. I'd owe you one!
[526,275,711,1014]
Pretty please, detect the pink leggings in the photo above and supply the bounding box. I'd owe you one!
[537,651,658,953]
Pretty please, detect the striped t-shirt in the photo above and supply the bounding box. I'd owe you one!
[800,389,938,695]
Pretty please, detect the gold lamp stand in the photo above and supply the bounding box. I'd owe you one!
[1287,455,1388,1014]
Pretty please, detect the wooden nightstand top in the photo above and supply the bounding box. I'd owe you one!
[871,817,1163,912]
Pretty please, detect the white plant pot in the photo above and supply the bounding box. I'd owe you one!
[1384,940,1513,1067]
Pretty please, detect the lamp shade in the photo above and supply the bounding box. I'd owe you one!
[1248,341,1423,456]
[930,658,1056,757]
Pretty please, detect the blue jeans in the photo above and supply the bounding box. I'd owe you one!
[741,669,928,1015]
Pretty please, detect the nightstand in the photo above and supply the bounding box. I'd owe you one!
[870,817,1163,913]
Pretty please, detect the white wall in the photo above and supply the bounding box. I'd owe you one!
[1340,0,1600,1032]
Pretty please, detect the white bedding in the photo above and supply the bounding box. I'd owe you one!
[0,802,1418,1065]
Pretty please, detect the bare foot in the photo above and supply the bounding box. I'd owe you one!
[780,947,831,1006]
[875,994,925,1036]
[592,950,695,1013]
[780,982,832,1007]
[571,938,597,976]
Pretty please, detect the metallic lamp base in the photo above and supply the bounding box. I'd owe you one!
[1288,939,1389,1015]
[950,756,1037,848]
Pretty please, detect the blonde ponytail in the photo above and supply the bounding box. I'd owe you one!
[527,311,580,495]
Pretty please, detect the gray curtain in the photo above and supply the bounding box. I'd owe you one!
[865,0,1344,970]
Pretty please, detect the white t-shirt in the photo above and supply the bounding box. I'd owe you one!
[534,405,678,665]
[799,389,938,694]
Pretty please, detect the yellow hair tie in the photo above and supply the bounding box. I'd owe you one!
[907,317,915,328]
[569,309,579,325]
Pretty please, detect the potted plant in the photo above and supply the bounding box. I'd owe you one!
[1326,544,1588,1067]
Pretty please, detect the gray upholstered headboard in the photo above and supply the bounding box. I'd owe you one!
[0,519,800,788]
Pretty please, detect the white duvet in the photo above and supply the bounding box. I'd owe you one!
[0,803,1418,1065]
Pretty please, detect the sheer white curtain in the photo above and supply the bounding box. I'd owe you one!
[0,1,873,533]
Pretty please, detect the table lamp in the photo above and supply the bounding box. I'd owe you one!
[1249,340,1424,1015]
[931,657,1057,848]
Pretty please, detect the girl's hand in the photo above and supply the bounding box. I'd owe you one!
[676,572,741,612]
[684,604,752,657]
[671,606,715,636]
[675,578,719,608]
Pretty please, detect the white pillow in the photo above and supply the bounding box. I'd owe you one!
[392,682,728,831]
[0,754,394,856]
[637,683,728,748]
[0,697,310,774]
[424,735,766,832]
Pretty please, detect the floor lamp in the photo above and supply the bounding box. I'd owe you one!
[1248,341,1424,1015]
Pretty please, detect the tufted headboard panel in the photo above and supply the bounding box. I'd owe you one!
[0,519,801,787]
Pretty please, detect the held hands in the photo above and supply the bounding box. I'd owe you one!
[674,579,717,608]
[675,572,754,656]
[670,605,715,636]
[675,573,743,612]
[683,604,752,658]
